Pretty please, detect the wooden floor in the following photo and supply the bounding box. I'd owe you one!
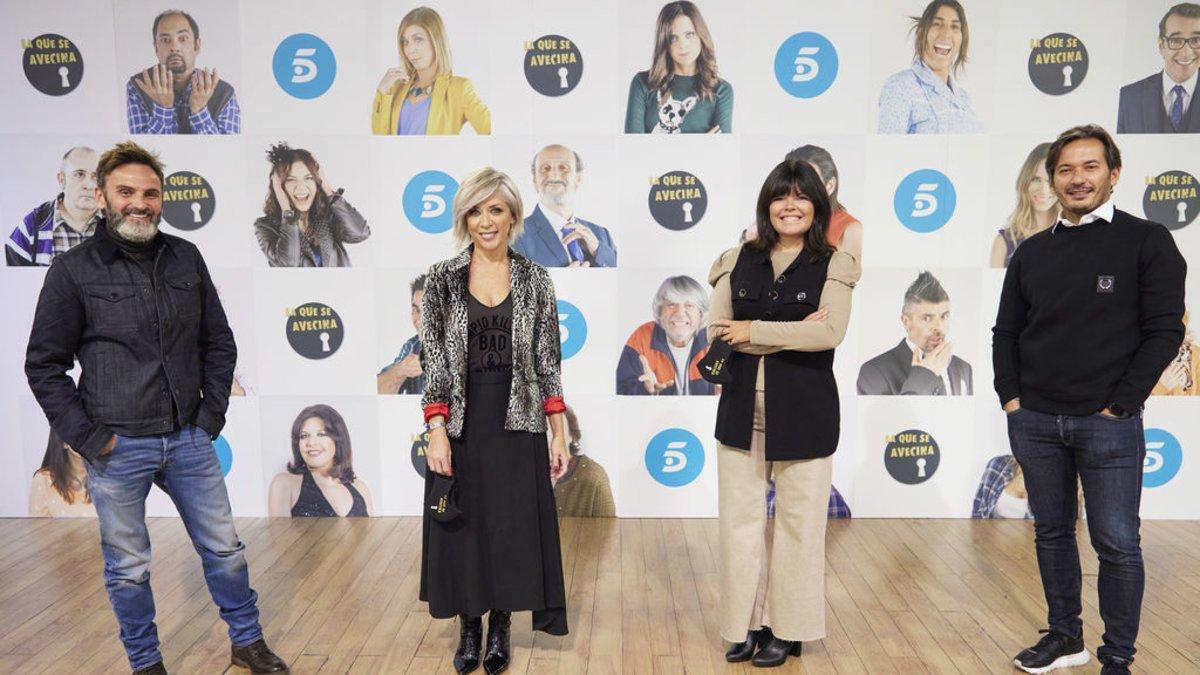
[0,518,1198,675]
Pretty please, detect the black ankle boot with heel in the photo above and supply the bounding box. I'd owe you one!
[725,626,772,662]
[751,636,802,668]
[483,609,512,674]
[454,614,483,674]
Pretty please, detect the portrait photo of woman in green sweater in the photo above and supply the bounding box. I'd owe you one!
[624,1,734,134]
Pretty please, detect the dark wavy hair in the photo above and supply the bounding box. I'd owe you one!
[288,404,356,483]
[261,143,333,225]
[748,160,835,260]
[36,430,90,505]
[910,0,969,75]
[646,1,720,101]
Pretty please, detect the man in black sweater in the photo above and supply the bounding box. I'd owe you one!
[993,125,1186,675]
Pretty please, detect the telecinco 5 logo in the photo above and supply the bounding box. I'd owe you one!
[894,169,956,233]
[1143,428,1182,488]
[285,302,344,359]
[773,32,838,99]
[645,427,705,487]
[404,170,459,234]
[884,429,940,484]
[273,33,337,99]
[556,299,587,360]
[214,435,233,477]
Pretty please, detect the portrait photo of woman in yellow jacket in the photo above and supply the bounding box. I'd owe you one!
[371,6,491,135]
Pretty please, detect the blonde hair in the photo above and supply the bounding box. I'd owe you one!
[1004,142,1059,244]
[397,7,452,81]
[451,167,524,250]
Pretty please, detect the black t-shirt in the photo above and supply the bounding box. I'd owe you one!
[467,293,513,373]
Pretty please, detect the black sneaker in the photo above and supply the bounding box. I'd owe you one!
[1099,656,1132,675]
[1012,630,1089,673]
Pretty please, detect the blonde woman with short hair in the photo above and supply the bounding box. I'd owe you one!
[418,167,569,673]
[371,6,490,135]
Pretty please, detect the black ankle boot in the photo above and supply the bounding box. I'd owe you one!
[751,636,802,668]
[482,610,512,674]
[725,626,772,662]
[454,615,483,674]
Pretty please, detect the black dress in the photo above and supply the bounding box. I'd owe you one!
[290,467,368,517]
[419,293,568,635]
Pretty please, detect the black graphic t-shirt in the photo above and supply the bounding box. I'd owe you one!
[467,293,513,373]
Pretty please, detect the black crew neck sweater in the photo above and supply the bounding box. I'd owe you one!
[992,208,1186,415]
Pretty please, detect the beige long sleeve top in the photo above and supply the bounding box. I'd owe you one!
[707,245,861,390]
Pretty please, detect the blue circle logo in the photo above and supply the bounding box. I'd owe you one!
[644,428,705,487]
[893,169,956,233]
[556,299,587,360]
[403,170,459,234]
[272,33,337,99]
[773,32,838,98]
[1143,428,1182,488]
[214,435,233,477]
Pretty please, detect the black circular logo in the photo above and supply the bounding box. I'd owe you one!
[884,429,940,485]
[162,171,216,231]
[1143,170,1198,231]
[22,33,84,96]
[411,430,429,478]
[1027,33,1088,95]
[648,171,708,231]
[523,34,582,97]
[285,302,344,359]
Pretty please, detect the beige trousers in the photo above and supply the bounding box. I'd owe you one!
[718,392,832,643]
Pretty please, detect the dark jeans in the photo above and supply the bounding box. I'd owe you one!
[1006,407,1145,663]
[86,425,262,670]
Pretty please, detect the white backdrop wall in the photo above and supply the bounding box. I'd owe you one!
[2,0,1197,519]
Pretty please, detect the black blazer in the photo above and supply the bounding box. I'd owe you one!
[857,339,973,396]
[1117,72,1200,134]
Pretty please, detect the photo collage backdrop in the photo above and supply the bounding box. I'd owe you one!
[1,0,1197,519]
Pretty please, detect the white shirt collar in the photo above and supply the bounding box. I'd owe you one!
[1053,199,1114,232]
[1162,67,1198,104]
[538,202,572,230]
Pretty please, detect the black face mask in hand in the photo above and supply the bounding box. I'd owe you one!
[698,339,733,384]
[425,473,462,522]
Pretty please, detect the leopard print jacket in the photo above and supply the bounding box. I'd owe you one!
[420,246,566,437]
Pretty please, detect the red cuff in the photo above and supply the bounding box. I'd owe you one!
[543,396,566,415]
[423,402,450,423]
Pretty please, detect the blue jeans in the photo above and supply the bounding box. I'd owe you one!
[1006,408,1145,663]
[86,425,262,670]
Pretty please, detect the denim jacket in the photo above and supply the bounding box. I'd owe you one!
[420,246,565,437]
[25,222,236,460]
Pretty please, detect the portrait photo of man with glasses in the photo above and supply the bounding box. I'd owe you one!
[1118,2,1200,133]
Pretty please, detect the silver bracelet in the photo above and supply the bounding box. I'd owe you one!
[426,420,446,432]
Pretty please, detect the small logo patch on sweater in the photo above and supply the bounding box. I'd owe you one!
[1097,275,1115,293]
